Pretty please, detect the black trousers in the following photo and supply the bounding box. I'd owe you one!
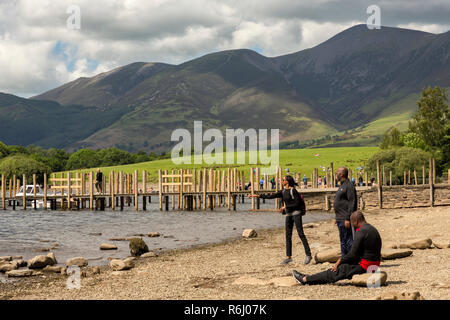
[306,264,365,285]
[285,214,311,257]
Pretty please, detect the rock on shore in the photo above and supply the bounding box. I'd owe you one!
[242,229,257,238]
[109,258,134,271]
[27,255,56,269]
[66,257,88,267]
[381,249,413,260]
[100,243,118,250]
[351,272,387,287]
[129,238,149,256]
[314,249,341,263]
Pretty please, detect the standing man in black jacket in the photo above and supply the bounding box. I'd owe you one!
[292,210,382,285]
[334,166,357,256]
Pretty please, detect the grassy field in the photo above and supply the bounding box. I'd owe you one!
[60,147,378,183]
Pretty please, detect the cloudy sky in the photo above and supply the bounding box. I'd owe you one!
[0,0,449,98]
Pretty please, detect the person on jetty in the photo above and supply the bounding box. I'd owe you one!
[95,169,103,194]
[334,166,357,256]
[249,175,312,265]
[293,210,381,285]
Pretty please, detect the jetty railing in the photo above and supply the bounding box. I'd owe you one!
[1,159,449,212]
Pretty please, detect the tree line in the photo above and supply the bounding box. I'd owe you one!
[0,144,170,183]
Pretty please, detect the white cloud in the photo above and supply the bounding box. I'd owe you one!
[0,0,448,97]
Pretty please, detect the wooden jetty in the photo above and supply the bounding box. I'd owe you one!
[1,159,449,212]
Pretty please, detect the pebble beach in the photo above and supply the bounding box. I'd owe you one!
[1,206,449,300]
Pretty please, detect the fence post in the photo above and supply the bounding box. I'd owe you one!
[1,174,5,210]
[376,160,382,209]
[429,158,434,207]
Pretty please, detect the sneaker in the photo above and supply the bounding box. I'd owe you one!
[292,270,307,285]
[280,258,292,265]
[304,255,312,265]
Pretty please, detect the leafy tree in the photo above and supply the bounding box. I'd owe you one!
[379,127,403,149]
[7,145,28,155]
[66,149,101,170]
[401,132,426,149]
[0,155,50,183]
[408,86,449,149]
[0,141,9,159]
[367,147,432,184]
[97,148,134,166]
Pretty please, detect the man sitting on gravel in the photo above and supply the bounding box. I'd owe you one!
[292,210,382,285]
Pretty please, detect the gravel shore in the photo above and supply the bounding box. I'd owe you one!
[1,206,449,300]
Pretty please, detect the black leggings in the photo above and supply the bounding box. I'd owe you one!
[285,214,311,257]
[306,264,365,285]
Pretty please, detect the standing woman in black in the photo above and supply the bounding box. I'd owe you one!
[249,176,312,265]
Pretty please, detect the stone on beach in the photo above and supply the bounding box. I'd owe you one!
[0,262,18,272]
[129,238,149,256]
[15,259,27,268]
[432,240,450,249]
[66,257,88,267]
[148,232,161,237]
[5,269,34,278]
[0,256,12,262]
[399,238,432,249]
[314,248,341,263]
[92,266,100,274]
[140,252,158,258]
[27,255,55,269]
[376,291,424,300]
[109,259,134,271]
[47,252,57,265]
[43,265,63,273]
[381,249,413,260]
[351,271,387,287]
[100,243,118,250]
[242,229,257,238]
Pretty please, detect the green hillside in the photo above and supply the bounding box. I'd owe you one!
[61,147,378,183]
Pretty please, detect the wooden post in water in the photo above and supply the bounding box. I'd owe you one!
[403,171,407,186]
[134,170,138,211]
[158,170,162,211]
[1,174,5,210]
[12,175,16,210]
[382,166,385,186]
[142,170,146,211]
[22,174,27,210]
[111,171,115,211]
[89,171,94,211]
[67,172,72,210]
[43,174,47,210]
[365,171,368,187]
[8,178,12,208]
[414,170,417,186]
[202,168,207,210]
[408,170,411,185]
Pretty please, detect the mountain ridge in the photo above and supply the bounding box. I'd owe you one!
[1,24,448,152]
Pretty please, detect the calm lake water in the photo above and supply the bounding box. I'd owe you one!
[0,198,332,267]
